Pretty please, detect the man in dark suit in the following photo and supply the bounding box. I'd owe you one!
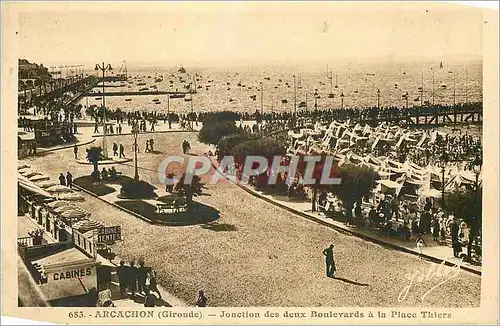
[117,261,127,295]
[128,260,138,297]
[119,144,125,158]
[322,244,336,277]
[137,261,148,295]
[450,218,461,258]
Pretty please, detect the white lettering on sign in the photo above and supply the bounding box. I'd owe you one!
[98,226,121,235]
[52,267,92,281]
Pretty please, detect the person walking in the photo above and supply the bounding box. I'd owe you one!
[137,261,148,295]
[59,173,66,186]
[128,260,138,297]
[432,217,440,242]
[196,290,207,307]
[73,145,78,159]
[449,218,461,258]
[117,260,127,295]
[66,171,73,189]
[149,139,154,152]
[145,140,150,153]
[119,144,125,158]
[113,143,118,156]
[322,244,336,277]
[147,268,162,299]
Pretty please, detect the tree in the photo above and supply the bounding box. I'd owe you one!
[174,173,204,210]
[198,120,241,145]
[445,187,482,262]
[202,111,241,124]
[330,164,379,223]
[216,133,256,158]
[231,138,286,164]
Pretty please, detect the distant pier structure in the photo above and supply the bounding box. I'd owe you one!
[358,104,482,126]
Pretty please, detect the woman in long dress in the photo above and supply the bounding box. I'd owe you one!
[147,268,162,299]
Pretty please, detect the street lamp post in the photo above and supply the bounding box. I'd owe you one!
[95,62,113,158]
[190,94,194,130]
[314,89,318,111]
[132,123,139,181]
[293,75,297,115]
[340,92,344,109]
[167,94,171,128]
[260,81,264,116]
[420,70,424,107]
[465,68,468,104]
[432,69,435,106]
[405,92,409,108]
[438,152,449,208]
[377,89,380,109]
[453,71,456,105]
[472,155,482,192]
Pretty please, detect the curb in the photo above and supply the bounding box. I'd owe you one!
[76,158,133,166]
[209,160,481,276]
[72,184,152,225]
[37,138,96,155]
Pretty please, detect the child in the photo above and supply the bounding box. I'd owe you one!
[440,218,447,244]
[416,236,426,259]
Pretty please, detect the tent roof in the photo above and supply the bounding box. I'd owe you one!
[377,179,399,188]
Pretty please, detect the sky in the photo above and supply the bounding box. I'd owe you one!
[14,2,485,70]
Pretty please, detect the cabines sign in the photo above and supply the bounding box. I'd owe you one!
[97,226,121,244]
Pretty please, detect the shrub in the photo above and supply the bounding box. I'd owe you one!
[198,120,241,145]
[231,138,286,164]
[217,133,256,157]
[120,179,156,199]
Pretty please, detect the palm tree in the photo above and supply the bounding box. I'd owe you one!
[86,146,103,179]
[174,173,204,210]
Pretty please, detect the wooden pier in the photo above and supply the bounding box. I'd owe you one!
[358,107,482,126]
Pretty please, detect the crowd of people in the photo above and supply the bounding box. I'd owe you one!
[318,192,475,259]
[114,259,162,307]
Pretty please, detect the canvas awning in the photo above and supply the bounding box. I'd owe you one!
[420,188,442,198]
[377,179,399,188]
[38,277,88,302]
[18,175,54,198]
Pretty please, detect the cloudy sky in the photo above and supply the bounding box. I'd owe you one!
[14,2,484,69]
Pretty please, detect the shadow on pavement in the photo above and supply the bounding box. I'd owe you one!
[331,276,369,287]
[201,222,238,232]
